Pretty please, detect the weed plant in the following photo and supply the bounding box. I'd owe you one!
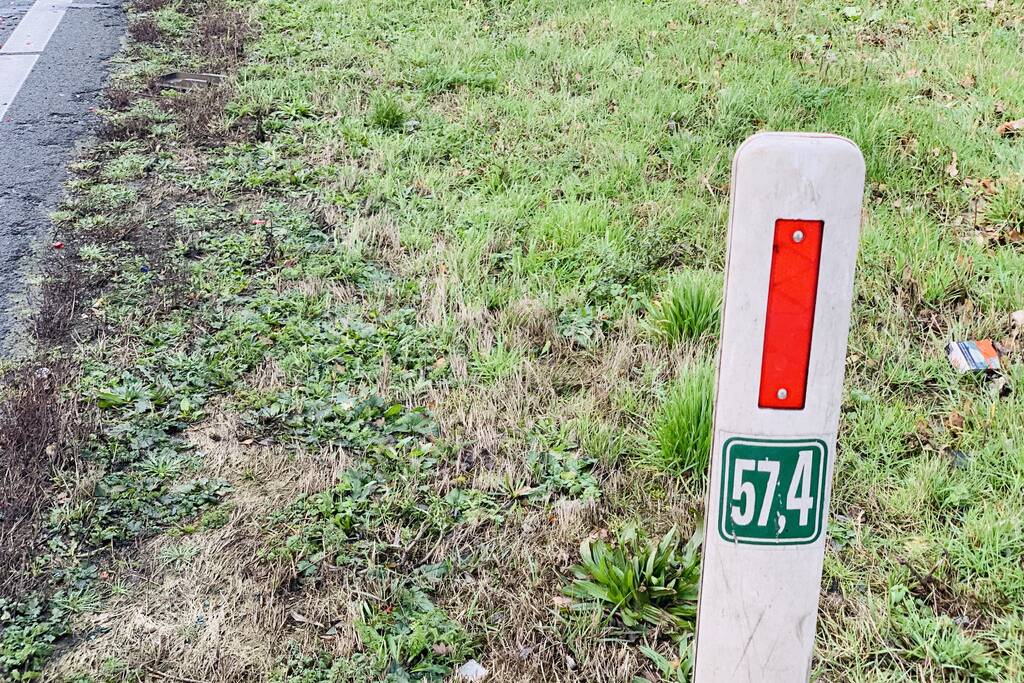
[564,525,702,636]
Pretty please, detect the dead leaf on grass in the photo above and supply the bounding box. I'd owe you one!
[976,225,1024,247]
[289,611,324,628]
[964,177,997,194]
[1011,310,1024,332]
[1006,311,1024,351]
[551,595,574,608]
[997,118,1024,137]
[946,152,959,178]
[992,375,1012,399]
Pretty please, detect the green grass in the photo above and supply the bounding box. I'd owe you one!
[647,271,721,344]
[2,0,1023,681]
[652,363,715,475]
[368,94,409,132]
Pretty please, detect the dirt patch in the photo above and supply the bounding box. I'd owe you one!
[131,0,170,12]
[0,362,93,600]
[160,84,234,145]
[126,15,163,45]
[196,4,254,70]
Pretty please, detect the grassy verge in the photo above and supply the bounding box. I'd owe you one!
[1,0,1022,681]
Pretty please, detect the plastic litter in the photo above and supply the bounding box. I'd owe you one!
[946,339,1002,373]
[155,72,226,92]
[951,450,971,469]
[456,660,488,682]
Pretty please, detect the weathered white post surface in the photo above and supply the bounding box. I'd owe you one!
[693,132,865,682]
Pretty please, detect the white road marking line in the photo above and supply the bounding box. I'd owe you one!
[1,0,72,54]
[0,53,38,116]
[0,0,72,119]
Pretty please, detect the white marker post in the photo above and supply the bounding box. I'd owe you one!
[693,133,865,682]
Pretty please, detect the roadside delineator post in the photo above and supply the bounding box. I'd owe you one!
[693,133,866,682]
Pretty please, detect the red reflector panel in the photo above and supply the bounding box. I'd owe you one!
[758,219,824,410]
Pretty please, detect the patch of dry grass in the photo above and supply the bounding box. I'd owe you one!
[0,363,90,599]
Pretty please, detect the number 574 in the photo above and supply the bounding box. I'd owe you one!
[718,438,829,546]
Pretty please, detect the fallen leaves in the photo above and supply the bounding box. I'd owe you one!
[1005,310,1024,353]
[1012,310,1024,332]
[288,611,324,628]
[997,118,1024,137]
[945,152,959,178]
[964,177,997,195]
[962,176,1024,247]
[976,225,1024,247]
[551,595,574,608]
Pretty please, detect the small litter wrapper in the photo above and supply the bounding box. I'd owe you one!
[155,72,225,92]
[456,660,488,682]
[946,339,1002,373]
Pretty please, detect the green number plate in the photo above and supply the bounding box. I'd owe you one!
[718,437,828,546]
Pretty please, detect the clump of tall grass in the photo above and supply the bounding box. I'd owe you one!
[647,271,722,344]
[369,94,407,132]
[652,363,715,474]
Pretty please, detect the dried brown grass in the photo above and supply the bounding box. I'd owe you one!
[130,0,170,12]
[46,412,349,681]
[127,16,162,45]
[42,319,697,682]
[419,337,698,680]
[0,363,93,600]
[161,85,234,145]
[196,4,254,70]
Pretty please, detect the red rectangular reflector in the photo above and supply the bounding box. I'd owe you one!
[758,219,824,410]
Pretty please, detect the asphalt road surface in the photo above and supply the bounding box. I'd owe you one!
[0,0,124,355]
